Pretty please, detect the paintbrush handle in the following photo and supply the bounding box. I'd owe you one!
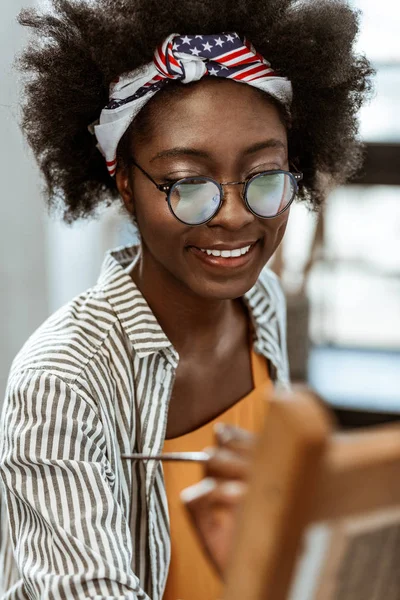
[121,451,210,463]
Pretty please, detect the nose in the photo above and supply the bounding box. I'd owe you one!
[209,183,255,231]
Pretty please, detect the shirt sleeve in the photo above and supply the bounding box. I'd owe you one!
[0,369,151,600]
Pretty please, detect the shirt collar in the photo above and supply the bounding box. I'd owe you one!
[97,245,177,363]
[97,244,286,382]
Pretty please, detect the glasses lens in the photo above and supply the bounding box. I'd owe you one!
[246,172,295,218]
[169,178,221,225]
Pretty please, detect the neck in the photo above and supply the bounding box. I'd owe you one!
[129,247,245,355]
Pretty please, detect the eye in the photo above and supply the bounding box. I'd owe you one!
[162,171,205,183]
[162,177,180,185]
[248,170,267,178]
[246,164,283,179]
[246,170,269,182]
[177,177,205,185]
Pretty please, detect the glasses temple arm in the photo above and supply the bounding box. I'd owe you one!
[130,160,163,190]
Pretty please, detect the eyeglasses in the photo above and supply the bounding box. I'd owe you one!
[130,160,303,226]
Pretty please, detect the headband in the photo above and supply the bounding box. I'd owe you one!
[93,32,293,176]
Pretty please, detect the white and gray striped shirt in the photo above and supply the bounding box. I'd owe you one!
[0,244,289,600]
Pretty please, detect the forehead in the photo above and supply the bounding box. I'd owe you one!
[133,78,288,159]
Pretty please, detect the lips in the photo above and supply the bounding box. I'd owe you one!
[190,241,258,251]
[199,244,252,258]
[188,241,259,268]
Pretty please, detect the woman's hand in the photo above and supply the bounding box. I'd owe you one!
[181,425,255,577]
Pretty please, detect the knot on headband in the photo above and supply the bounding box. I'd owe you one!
[94,32,293,176]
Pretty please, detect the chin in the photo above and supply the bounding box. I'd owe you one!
[187,272,262,301]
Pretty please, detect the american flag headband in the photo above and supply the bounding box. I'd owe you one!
[92,32,293,177]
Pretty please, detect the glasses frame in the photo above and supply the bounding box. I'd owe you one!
[130,160,303,226]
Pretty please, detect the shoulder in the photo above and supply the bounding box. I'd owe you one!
[248,265,287,325]
[9,282,122,386]
[246,266,290,388]
[257,266,286,308]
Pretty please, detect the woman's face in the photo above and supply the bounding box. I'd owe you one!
[117,78,290,300]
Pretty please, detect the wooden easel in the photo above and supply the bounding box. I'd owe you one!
[223,391,400,600]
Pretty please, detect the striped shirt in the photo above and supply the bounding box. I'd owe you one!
[0,244,289,600]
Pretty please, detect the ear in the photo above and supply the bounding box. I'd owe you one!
[115,166,135,216]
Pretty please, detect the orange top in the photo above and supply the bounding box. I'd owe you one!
[162,349,272,600]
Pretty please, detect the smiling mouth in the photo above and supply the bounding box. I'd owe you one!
[188,241,259,268]
[198,244,252,258]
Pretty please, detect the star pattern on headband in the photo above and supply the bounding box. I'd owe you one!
[174,33,240,54]
[172,33,240,58]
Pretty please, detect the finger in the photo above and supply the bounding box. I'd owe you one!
[203,448,251,481]
[214,423,256,457]
[181,477,248,508]
[214,423,254,445]
[181,478,248,576]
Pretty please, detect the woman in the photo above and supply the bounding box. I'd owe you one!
[0,0,372,598]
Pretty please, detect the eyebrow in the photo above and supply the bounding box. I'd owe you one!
[149,139,286,163]
[150,147,210,162]
[244,140,286,155]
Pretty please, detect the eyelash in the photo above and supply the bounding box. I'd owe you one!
[162,168,276,184]
[162,177,181,184]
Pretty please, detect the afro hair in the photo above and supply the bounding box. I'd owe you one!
[17,0,374,222]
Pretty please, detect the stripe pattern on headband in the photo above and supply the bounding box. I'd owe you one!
[94,32,292,176]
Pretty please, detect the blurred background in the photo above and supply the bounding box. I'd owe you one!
[1,0,399,421]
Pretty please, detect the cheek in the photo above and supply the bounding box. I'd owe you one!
[261,211,290,256]
[133,179,168,232]
[133,182,188,257]
[276,212,290,242]
[133,178,162,219]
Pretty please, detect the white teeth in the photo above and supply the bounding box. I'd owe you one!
[199,244,252,258]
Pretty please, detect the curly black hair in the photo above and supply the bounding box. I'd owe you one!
[17,0,373,223]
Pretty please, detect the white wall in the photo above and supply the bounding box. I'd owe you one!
[45,208,134,314]
[0,0,48,399]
